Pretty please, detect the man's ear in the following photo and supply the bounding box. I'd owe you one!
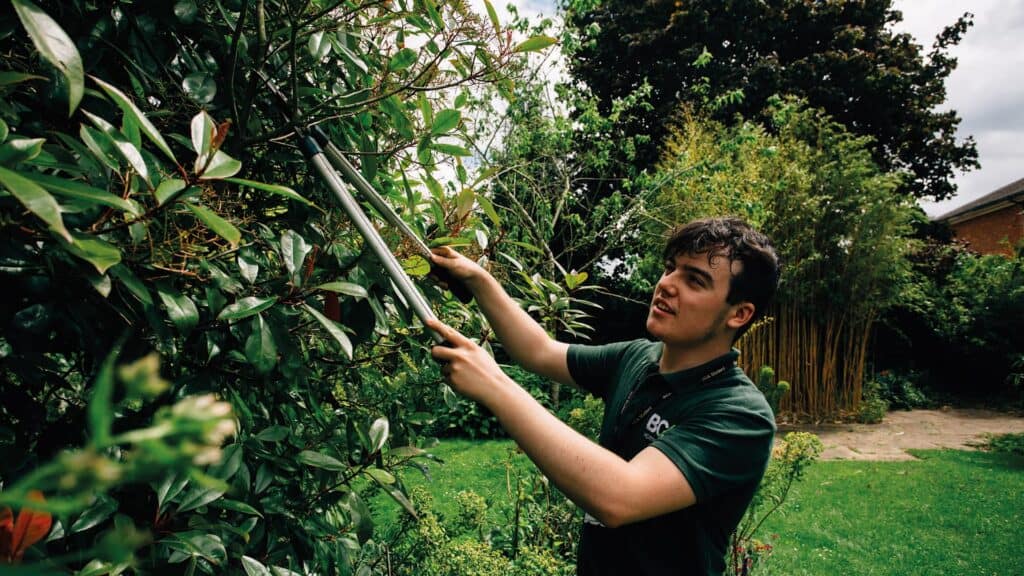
[727,302,756,331]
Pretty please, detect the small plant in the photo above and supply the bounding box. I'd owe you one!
[730,432,823,575]
[983,432,1024,457]
[755,366,791,418]
[873,369,930,410]
[857,380,890,424]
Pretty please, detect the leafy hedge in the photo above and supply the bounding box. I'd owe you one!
[0,0,563,573]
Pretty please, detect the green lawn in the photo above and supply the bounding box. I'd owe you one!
[382,440,1024,575]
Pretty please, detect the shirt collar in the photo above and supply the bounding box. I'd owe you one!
[645,346,740,390]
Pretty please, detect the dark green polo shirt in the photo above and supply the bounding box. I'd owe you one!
[567,339,776,576]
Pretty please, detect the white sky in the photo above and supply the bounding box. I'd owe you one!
[474,0,1023,218]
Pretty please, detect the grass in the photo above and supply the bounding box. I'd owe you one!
[760,449,1024,575]
[372,439,535,526]
[379,440,1024,575]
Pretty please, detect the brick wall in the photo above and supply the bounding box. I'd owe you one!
[950,204,1024,256]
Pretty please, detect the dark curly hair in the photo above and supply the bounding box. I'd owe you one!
[663,217,780,341]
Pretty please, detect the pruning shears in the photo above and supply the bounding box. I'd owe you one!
[257,72,472,343]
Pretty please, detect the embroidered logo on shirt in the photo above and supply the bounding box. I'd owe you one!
[645,413,670,439]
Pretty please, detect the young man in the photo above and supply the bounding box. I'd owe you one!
[427,217,780,575]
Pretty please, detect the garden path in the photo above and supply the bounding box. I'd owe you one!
[778,408,1024,460]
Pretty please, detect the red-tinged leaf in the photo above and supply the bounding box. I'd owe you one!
[10,491,52,560]
[1,507,13,561]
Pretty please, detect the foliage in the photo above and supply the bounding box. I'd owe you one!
[982,432,1024,457]
[0,345,234,569]
[382,480,575,575]
[856,380,890,424]
[870,369,930,411]
[755,365,790,419]
[644,98,915,318]
[565,395,603,441]
[730,431,823,575]
[888,240,1024,396]
[0,0,559,573]
[563,0,978,200]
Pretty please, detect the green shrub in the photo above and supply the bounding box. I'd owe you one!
[873,369,930,410]
[857,380,890,424]
[984,432,1024,457]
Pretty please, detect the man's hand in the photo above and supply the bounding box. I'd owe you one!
[427,318,510,405]
[429,246,488,288]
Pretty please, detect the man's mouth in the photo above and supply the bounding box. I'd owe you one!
[652,299,675,315]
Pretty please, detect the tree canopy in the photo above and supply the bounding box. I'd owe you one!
[564,0,979,200]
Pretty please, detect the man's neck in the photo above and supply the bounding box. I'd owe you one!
[658,341,733,374]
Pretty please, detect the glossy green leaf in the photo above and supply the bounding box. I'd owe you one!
[86,344,119,448]
[156,282,199,334]
[296,450,346,471]
[191,111,215,167]
[242,556,272,576]
[182,72,217,105]
[244,314,277,374]
[431,142,471,156]
[315,281,368,299]
[62,231,122,274]
[401,255,430,277]
[301,303,353,360]
[186,203,241,247]
[513,35,558,53]
[163,531,226,564]
[0,118,6,143]
[91,75,176,163]
[82,110,149,184]
[0,137,45,165]
[279,229,312,283]
[199,150,242,180]
[12,0,83,116]
[173,0,198,24]
[223,177,314,206]
[0,71,46,87]
[430,109,461,135]
[307,31,332,59]
[0,165,71,241]
[175,486,225,513]
[79,125,121,172]
[255,426,289,442]
[154,178,187,205]
[212,499,262,517]
[237,252,259,284]
[476,194,501,226]
[367,417,389,453]
[70,494,117,533]
[365,468,395,484]
[382,483,418,518]
[217,296,277,321]
[389,48,418,71]
[483,0,501,35]
[109,264,153,305]
[20,171,138,214]
[153,471,190,510]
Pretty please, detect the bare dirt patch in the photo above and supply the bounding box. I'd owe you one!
[777,408,1024,460]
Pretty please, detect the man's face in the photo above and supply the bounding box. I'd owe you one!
[646,250,741,348]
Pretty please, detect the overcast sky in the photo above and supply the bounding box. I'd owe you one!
[479,0,1022,218]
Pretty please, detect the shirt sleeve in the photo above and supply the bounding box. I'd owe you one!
[566,340,636,401]
[650,393,776,502]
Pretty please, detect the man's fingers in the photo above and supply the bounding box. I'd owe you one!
[425,318,468,347]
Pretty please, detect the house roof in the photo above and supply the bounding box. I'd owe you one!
[935,176,1024,222]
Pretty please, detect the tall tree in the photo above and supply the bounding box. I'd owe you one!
[564,0,978,200]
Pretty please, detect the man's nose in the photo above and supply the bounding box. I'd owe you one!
[656,274,678,296]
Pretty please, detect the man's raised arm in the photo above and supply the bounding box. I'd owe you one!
[430,247,572,386]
